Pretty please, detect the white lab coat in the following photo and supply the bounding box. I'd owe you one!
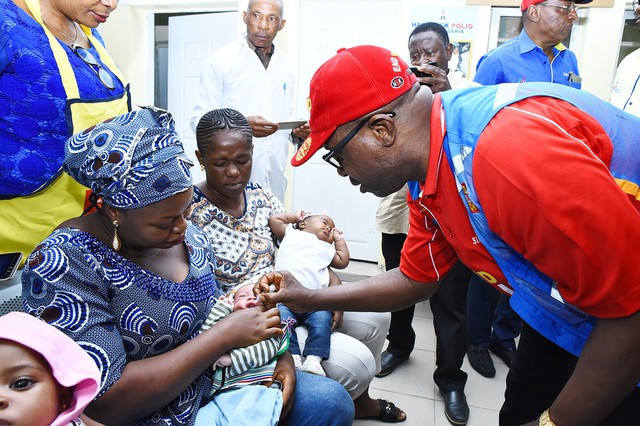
[192,36,296,202]
[611,47,640,118]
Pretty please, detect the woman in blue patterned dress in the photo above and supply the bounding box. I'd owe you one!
[21,107,354,426]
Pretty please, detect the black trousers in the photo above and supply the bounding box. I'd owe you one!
[382,233,415,356]
[500,323,640,425]
[382,233,471,392]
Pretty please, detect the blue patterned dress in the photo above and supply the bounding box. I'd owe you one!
[21,224,221,426]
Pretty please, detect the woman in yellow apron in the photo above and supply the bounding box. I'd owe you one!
[0,0,131,267]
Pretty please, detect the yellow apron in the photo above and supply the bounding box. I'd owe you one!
[0,0,130,267]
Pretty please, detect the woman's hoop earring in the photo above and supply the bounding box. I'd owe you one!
[112,220,121,252]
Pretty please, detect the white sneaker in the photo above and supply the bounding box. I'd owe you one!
[301,356,326,377]
[292,354,303,371]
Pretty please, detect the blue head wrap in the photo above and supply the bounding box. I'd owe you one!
[63,106,194,209]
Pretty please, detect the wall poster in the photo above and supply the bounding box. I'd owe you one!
[409,6,479,79]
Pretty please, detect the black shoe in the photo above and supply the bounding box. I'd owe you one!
[467,345,495,378]
[375,350,409,377]
[441,390,469,425]
[489,342,516,367]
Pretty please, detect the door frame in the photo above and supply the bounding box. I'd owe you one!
[100,1,242,107]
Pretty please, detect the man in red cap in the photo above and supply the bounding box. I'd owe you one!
[260,45,640,425]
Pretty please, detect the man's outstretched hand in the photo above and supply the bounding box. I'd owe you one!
[254,271,310,312]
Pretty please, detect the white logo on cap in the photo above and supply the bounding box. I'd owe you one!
[390,56,401,72]
[391,76,405,89]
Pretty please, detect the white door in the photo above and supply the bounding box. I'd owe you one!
[167,12,238,184]
[292,0,404,261]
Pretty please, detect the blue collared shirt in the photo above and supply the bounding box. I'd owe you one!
[474,29,582,89]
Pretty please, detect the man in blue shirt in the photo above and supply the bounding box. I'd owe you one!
[474,0,590,88]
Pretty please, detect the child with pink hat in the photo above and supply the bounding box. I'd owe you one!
[0,312,101,426]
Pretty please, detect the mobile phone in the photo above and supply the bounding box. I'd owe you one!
[409,61,438,78]
[0,252,23,282]
[277,120,307,130]
[409,66,431,78]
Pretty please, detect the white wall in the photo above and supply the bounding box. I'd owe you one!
[577,0,627,99]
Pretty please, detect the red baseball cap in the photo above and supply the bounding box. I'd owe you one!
[291,45,417,167]
[521,0,592,11]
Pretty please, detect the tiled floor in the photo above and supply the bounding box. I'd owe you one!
[339,261,509,426]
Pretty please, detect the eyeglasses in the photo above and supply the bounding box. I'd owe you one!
[70,45,116,90]
[322,112,396,169]
[539,2,580,14]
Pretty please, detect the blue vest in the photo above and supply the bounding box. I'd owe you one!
[439,82,640,356]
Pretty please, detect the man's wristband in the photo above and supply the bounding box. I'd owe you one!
[539,409,556,426]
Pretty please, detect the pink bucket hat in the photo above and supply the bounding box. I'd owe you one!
[0,312,101,426]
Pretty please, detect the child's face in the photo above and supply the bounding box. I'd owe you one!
[301,215,336,243]
[233,284,263,311]
[0,340,64,426]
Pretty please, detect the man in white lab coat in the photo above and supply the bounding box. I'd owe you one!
[191,0,308,202]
